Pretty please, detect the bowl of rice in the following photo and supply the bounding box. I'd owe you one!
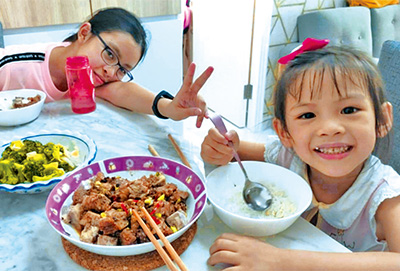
[206,161,312,236]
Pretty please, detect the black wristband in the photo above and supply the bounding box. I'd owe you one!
[152,90,174,119]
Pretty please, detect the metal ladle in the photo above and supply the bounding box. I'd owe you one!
[209,113,273,211]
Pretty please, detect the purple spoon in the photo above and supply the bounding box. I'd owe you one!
[209,113,272,211]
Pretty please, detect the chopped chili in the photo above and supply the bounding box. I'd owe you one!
[149,202,161,215]
[120,203,129,215]
[152,216,161,225]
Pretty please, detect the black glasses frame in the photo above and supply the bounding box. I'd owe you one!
[94,32,134,82]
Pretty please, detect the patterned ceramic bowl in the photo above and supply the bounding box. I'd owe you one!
[46,156,207,256]
[0,130,97,194]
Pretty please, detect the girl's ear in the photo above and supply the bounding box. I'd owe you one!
[77,22,93,43]
[377,102,393,138]
[273,117,293,148]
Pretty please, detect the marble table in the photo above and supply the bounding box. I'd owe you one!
[0,99,350,271]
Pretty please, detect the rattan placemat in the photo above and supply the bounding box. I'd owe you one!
[62,222,197,271]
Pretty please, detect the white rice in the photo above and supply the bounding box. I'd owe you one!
[224,183,297,219]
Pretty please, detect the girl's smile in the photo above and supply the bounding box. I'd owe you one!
[314,144,353,160]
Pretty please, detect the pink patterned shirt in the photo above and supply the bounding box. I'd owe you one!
[0,42,70,102]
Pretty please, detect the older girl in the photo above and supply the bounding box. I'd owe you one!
[0,8,213,127]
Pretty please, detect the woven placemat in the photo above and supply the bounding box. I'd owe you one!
[62,222,197,271]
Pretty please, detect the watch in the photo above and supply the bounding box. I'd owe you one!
[152,90,174,119]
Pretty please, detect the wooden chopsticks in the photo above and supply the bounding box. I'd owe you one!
[148,144,160,157]
[167,134,192,168]
[132,208,188,271]
[148,135,192,169]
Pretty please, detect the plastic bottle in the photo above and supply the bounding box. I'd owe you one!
[65,56,96,114]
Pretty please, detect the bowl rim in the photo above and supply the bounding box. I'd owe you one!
[45,155,207,256]
[0,129,97,193]
[206,161,312,222]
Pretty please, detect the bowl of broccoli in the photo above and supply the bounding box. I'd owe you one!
[0,129,97,194]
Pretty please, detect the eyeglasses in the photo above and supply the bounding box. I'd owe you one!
[94,33,134,82]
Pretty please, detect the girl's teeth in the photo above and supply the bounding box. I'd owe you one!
[315,146,349,154]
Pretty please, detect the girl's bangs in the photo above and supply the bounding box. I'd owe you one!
[288,60,370,102]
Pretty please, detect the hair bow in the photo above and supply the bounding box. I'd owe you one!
[278,38,330,65]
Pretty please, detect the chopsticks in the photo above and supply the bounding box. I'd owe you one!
[148,144,160,157]
[148,135,192,169]
[132,208,188,271]
[167,134,192,168]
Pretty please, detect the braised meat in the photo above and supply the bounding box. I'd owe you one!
[62,171,189,246]
[12,94,41,108]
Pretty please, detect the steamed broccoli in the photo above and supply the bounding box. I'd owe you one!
[22,140,44,154]
[0,139,78,184]
[22,160,45,181]
[59,160,75,172]
[7,150,26,164]
[0,147,13,160]
[43,142,55,160]
[32,162,64,182]
[0,160,26,185]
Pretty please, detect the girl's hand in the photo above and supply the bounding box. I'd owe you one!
[161,63,214,127]
[201,128,239,165]
[208,233,283,270]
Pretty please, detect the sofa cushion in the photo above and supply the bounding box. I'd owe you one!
[297,7,373,56]
[377,40,400,172]
[371,4,400,58]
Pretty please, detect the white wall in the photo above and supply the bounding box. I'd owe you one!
[3,15,183,95]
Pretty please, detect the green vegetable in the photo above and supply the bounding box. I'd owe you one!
[58,160,75,172]
[43,142,55,160]
[0,160,26,185]
[32,162,64,182]
[21,159,45,182]
[0,139,79,185]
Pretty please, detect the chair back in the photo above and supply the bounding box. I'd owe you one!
[297,7,373,56]
[378,40,400,172]
[0,21,3,48]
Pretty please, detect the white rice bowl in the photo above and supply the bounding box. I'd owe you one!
[206,161,312,236]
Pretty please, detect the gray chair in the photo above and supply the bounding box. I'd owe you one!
[0,21,3,48]
[371,5,400,58]
[279,5,400,62]
[297,7,373,56]
[279,7,373,60]
[378,40,400,172]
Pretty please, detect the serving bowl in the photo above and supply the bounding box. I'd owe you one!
[0,130,97,194]
[0,89,46,126]
[46,155,207,256]
[206,161,312,236]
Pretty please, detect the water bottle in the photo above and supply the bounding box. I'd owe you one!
[65,56,96,114]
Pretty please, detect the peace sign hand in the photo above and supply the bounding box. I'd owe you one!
[163,63,214,127]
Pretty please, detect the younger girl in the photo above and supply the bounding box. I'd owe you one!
[0,8,213,127]
[202,46,400,270]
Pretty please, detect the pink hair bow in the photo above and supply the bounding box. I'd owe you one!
[278,38,330,65]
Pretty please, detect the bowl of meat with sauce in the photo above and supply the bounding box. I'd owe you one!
[45,155,207,256]
[0,89,46,126]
